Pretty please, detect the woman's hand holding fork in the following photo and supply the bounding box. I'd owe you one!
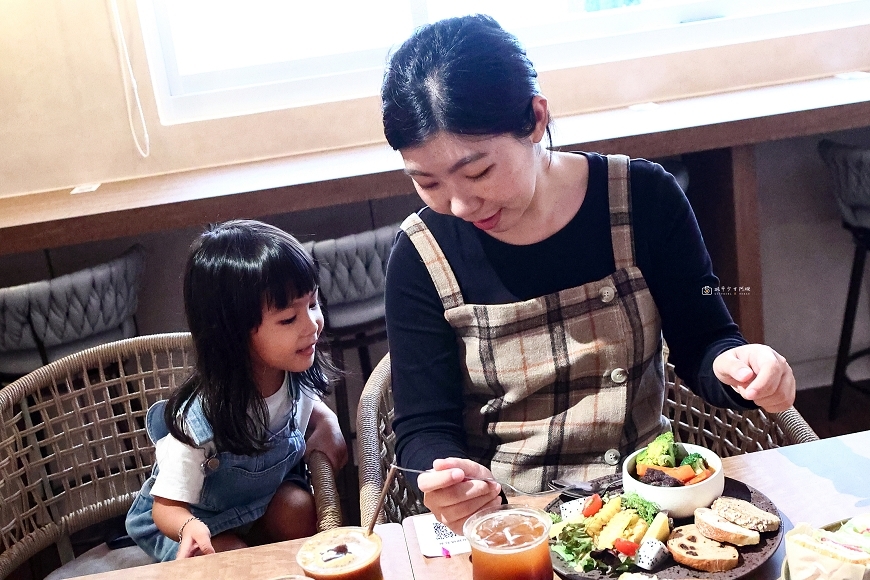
[416,457,504,535]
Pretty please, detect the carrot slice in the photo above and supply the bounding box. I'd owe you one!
[686,467,715,485]
[638,464,697,483]
[671,464,698,482]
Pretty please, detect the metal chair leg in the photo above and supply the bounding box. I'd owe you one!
[328,344,361,525]
[831,241,867,420]
[357,337,374,380]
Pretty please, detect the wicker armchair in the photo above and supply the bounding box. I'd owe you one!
[0,333,341,580]
[357,354,425,528]
[357,353,818,526]
[303,222,398,524]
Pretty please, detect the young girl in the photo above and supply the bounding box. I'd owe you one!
[126,219,346,561]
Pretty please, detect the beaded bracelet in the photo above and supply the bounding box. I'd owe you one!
[177,516,200,543]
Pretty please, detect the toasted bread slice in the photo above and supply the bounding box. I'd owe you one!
[695,507,760,546]
[668,524,739,573]
[711,496,781,532]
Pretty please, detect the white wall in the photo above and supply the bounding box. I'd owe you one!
[4,2,868,198]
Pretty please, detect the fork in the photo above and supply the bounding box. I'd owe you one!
[388,464,599,498]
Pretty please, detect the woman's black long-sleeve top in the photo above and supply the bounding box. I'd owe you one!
[385,153,752,473]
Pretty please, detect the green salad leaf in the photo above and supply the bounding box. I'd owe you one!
[552,523,593,567]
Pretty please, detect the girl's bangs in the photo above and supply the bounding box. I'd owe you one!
[261,243,318,310]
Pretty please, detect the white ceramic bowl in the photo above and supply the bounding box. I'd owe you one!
[621,442,725,519]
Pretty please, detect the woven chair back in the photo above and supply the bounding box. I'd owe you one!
[0,332,343,579]
[663,363,818,456]
[357,353,425,526]
[0,333,193,578]
[357,353,818,525]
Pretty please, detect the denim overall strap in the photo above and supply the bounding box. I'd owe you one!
[145,401,170,444]
[145,397,215,447]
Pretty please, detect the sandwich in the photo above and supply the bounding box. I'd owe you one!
[790,529,870,564]
[832,513,870,554]
[786,522,870,580]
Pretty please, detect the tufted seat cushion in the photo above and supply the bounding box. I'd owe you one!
[304,223,397,331]
[0,245,146,376]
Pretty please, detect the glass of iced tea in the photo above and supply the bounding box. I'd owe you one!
[463,505,553,580]
[295,526,383,580]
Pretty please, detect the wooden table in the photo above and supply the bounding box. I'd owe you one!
[4,76,870,342]
[78,523,412,580]
[402,430,870,580]
[60,433,869,580]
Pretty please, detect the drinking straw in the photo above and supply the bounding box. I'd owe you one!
[367,464,399,536]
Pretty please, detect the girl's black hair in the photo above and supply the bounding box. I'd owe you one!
[165,219,331,455]
[381,14,551,150]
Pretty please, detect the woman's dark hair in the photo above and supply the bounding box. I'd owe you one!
[382,14,550,150]
[165,219,331,455]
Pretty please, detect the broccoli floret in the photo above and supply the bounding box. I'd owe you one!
[637,432,676,467]
[680,452,708,474]
[620,492,661,524]
[636,448,648,464]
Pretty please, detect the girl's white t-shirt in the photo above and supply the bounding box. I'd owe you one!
[150,374,315,504]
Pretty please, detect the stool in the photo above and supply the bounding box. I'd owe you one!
[305,222,398,524]
[0,244,146,382]
[818,139,870,419]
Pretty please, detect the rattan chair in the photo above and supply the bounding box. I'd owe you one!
[0,333,341,580]
[303,222,398,524]
[356,354,425,528]
[357,353,819,526]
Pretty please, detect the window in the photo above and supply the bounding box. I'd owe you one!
[136,0,870,125]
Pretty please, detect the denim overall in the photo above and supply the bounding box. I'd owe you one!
[125,385,306,562]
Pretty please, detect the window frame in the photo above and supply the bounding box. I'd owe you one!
[136,0,870,126]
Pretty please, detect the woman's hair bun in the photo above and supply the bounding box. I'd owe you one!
[381,14,545,150]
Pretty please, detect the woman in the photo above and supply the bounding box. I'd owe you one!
[381,14,794,533]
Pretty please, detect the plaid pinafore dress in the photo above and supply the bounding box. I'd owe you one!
[400,154,670,492]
